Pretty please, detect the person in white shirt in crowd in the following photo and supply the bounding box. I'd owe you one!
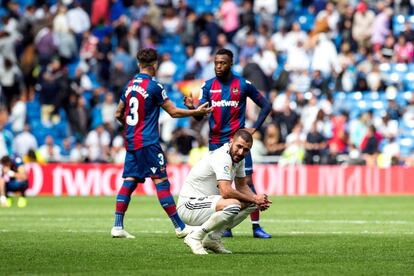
[8,94,26,134]
[285,22,308,50]
[111,135,126,164]
[12,124,37,158]
[156,52,177,85]
[38,135,62,163]
[315,2,339,39]
[101,92,118,130]
[252,39,277,81]
[85,124,111,162]
[311,33,340,77]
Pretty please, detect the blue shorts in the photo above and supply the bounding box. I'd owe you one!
[123,143,168,181]
[6,180,28,193]
[210,143,253,176]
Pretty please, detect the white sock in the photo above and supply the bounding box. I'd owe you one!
[191,204,241,240]
[228,204,257,229]
[0,196,6,203]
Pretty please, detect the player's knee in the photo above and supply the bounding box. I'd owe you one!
[221,203,241,222]
[242,203,258,213]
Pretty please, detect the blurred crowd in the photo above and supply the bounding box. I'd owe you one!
[0,0,414,167]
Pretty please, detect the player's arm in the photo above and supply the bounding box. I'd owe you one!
[234,177,271,210]
[246,81,272,134]
[115,101,125,124]
[161,99,212,118]
[217,179,264,205]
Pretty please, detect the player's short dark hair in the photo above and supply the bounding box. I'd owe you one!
[234,129,253,144]
[1,155,12,166]
[136,48,158,67]
[215,48,233,62]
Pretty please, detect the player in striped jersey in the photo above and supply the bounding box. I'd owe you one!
[184,48,273,238]
[111,48,212,239]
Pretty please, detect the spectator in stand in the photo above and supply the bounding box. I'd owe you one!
[162,6,180,35]
[360,125,382,166]
[311,33,340,77]
[67,1,91,48]
[128,0,148,23]
[181,10,197,46]
[352,2,375,49]
[13,124,37,158]
[218,0,239,41]
[91,0,110,26]
[193,33,213,67]
[371,3,392,53]
[279,122,306,165]
[156,52,177,86]
[0,58,22,112]
[37,135,62,163]
[401,21,414,42]
[386,99,403,121]
[110,135,126,164]
[305,121,327,164]
[252,40,277,86]
[85,124,111,163]
[239,33,259,65]
[96,34,112,87]
[239,0,255,30]
[379,35,395,62]
[338,4,357,51]
[394,35,414,63]
[8,94,26,134]
[101,92,118,130]
[263,123,285,156]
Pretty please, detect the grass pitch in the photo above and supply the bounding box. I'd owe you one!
[0,196,413,275]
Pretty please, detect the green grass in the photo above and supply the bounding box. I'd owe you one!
[1,196,413,275]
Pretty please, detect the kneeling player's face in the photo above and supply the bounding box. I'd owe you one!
[230,137,252,163]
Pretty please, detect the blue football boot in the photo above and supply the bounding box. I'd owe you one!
[253,227,272,238]
[222,229,233,238]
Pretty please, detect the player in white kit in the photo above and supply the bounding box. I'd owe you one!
[177,129,271,254]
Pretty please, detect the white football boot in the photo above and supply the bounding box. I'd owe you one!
[202,235,232,254]
[175,226,193,238]
[111,227,135,239]
[184,235,208,255]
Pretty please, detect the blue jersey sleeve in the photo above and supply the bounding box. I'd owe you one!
[152,82,169,106]
[244,79,272,130]
[198,81,210,105]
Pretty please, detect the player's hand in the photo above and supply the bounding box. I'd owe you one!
[184,96,195,109]
[195,102,213,115]
[253,194,268,205]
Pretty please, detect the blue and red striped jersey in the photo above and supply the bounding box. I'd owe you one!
[120,73,168,151]
[199,74,267,148]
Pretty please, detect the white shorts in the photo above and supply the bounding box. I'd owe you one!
[177,195,222,226]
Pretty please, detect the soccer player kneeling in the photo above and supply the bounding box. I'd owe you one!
[177,130,271,254]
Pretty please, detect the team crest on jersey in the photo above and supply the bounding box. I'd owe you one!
[232,87,239,94]
[224,165,231,174]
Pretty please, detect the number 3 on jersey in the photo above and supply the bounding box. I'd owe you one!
[126,97,139,126]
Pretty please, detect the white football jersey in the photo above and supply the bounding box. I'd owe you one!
[179,143,246,198]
